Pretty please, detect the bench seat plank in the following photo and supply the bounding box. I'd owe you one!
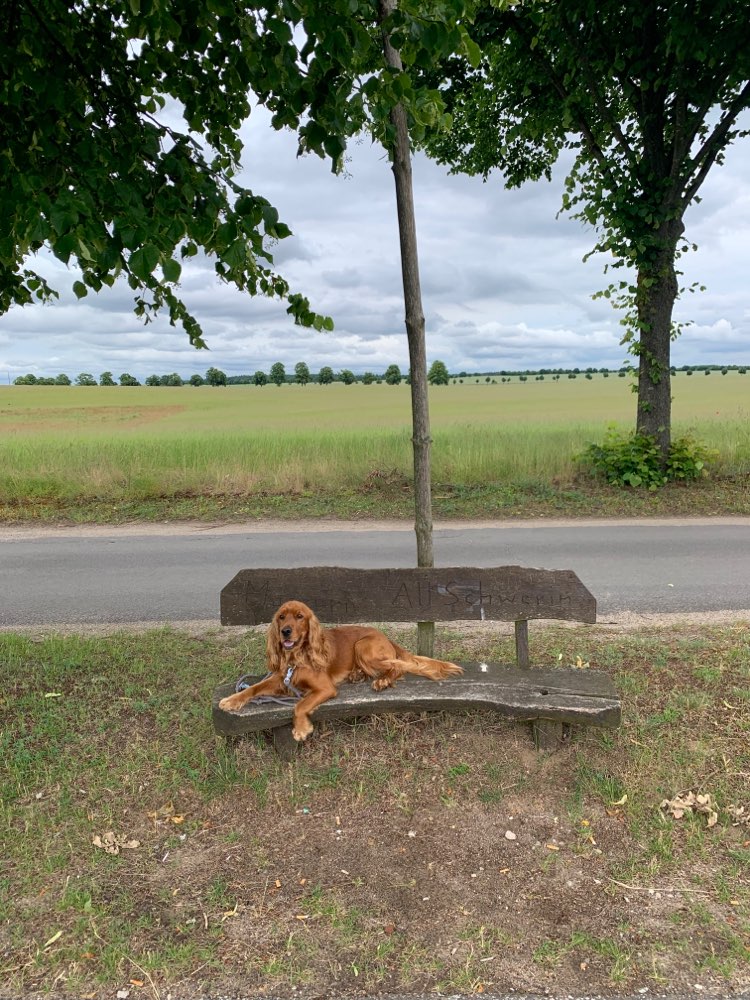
[212,660,621,738]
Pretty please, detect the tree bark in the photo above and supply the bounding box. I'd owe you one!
[635,217,684,458]
[378,0,434,655]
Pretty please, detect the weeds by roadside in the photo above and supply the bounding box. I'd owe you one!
[2,623,749,997]
[1,474,749,526]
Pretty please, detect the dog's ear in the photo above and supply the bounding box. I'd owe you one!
[304,607,329,671]
[266,611,283,674]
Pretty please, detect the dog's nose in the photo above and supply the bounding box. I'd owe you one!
[281,626,292,637]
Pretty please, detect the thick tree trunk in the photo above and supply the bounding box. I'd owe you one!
[635,218,683,459]
[379,0,434,655]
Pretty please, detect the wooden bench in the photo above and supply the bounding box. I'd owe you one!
[212,566,621,758]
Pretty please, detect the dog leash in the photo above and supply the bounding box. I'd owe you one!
[234,666,303,705]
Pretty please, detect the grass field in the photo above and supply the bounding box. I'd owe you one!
[1,375,749,523]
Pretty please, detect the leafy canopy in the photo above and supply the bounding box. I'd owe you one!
[428,359,449,384]
[3,0,477,347]
[428,0,750,318]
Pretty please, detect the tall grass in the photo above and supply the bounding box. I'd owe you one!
[1,378,748,505]
[2,421,748,505]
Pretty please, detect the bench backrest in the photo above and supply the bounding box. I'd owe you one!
[221,566,596,627]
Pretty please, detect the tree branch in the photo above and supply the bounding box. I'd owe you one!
[682,79,750,208]
[509,16,614,187]
[668,87,690,184]
[555,16,639,176]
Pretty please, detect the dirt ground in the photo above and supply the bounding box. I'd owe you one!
[14,707,741,1000]
[173,718,748,998]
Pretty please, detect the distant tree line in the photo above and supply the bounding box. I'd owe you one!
[12,361,747,387]
[12,367,229,387]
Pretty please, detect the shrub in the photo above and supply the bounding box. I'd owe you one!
[579,426,714,490]
[666,435,716,482]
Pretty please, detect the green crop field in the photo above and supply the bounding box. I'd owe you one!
[1,374,748,522]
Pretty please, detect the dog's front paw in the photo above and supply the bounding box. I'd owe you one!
[219,693,243,712]
[292,718,314,742]
[371,676,393,691]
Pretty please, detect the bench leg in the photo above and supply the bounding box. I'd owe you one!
[532,718,564,751]
[272,724,299,762]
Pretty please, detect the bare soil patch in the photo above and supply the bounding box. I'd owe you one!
[0,403,185,434]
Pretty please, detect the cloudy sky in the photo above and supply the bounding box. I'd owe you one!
[2,106,749,383]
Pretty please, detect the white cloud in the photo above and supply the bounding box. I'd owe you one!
[1,107,749,381]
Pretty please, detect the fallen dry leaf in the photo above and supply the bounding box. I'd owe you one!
[148,803,185,824]
[660,791,718,827]
[727,804,749,826]
[92,831,140,855]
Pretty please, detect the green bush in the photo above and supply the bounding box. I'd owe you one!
[666,435,716,482]
[579,427,714,489]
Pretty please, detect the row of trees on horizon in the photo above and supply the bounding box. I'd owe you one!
[10,362,748,387]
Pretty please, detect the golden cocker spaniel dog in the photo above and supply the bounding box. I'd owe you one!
[218,599,463,742]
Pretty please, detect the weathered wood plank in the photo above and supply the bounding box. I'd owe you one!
[221,566,596,626]
[212,660,620,738]
[533,719,565,751]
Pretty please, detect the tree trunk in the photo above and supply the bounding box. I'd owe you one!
[378,0,434,655]
[635,218,684,459]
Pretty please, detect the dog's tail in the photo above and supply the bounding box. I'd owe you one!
[398,650,463,681]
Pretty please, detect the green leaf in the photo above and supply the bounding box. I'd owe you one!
[463,36,481,69]
[261,204,279,230]
[128,245,160,281]
[72,281,88,299]
[162,257,182,283]
[223,239,246,269]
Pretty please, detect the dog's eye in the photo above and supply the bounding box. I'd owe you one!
[296,614,304,619]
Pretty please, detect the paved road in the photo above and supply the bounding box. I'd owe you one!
[1,518,749,628]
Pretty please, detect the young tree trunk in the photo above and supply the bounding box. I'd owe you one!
[634,218,684,459]
[379,0,434,655]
